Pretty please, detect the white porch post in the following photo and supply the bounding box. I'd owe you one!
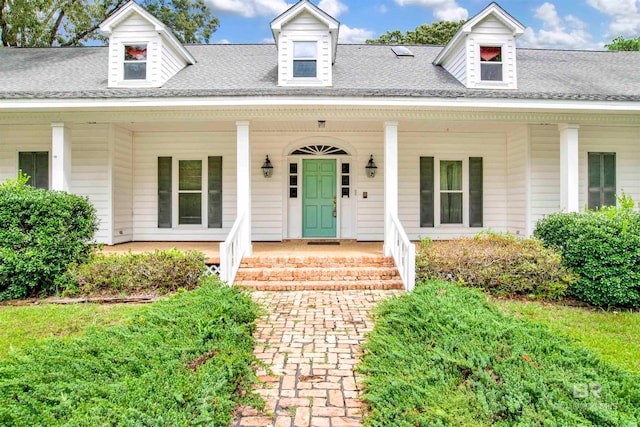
[383,121,398,256]
[558,124,580,212]
[236,121,252,256]
[51,122,72,192]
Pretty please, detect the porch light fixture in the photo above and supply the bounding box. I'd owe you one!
[365,154,377,178]
[262,155,274,178]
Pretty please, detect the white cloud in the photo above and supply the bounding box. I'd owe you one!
[376,4,389,14]
[338,25,376,44]
[318,0,348,18]
[586,0,640,38]
[519,2,602,50]
[207,0,292,18]
[393,0,468,21]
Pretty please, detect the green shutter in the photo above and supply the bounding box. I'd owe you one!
[19,152,48,189]
[588,152,616,210]
[420,157,434,227]
[208,156,223,228]
[158,157,172,228]
[469,157,483,227]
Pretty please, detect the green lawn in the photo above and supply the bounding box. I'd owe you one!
[495,299,640,375]
[0,303,146,361]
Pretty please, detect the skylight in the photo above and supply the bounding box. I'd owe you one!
[391,46,414,57]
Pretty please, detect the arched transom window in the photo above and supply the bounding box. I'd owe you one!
[290,145,348,155]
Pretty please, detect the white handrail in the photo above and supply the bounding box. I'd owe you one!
[219,212,247,285]
[389,214,416,291]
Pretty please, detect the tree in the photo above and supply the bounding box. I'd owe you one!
[366,20,465,45]
[605,35,640,51]
[0,0,218,47]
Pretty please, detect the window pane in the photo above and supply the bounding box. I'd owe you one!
[294,42,316,58]
[290,175,298,186]
[480,46,501,62]
[124,62,146,80]
[290,163,298,174]
[481,63,502,81]
[179,193,202,225]
[441,193,463,224]
[124,45,147,61]
[293,60,317,77]
[342,163,350,174]
[440,161,462,191]
[179,160,202,191]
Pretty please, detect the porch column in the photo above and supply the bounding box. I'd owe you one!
[236,121,252,256]
[383,121,398,256]
[51,122,72,192]
[558,124,580,212]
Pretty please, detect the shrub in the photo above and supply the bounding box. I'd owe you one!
[0,278,263,426]
[534,197,640,308]
[59,249,206,296]
[416,233,576,299]
[0,177,98,300]
[358,281,640,426]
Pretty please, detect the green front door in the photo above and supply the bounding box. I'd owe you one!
[303,159,336,238]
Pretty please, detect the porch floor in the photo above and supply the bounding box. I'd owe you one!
[99,241,384,261]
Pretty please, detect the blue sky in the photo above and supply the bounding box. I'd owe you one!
[206,0,640,50]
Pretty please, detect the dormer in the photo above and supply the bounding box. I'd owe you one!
[434,2,525,90]
[270,0,339,87]
[99,1,195,89]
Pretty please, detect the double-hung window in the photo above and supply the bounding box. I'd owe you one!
[420,157,483,227]
[124,44,147,80]
[588,152,616,210]
[18,151,49,189]
[157,156,223,228]
[480,46,502,82]
[293,41,317,78]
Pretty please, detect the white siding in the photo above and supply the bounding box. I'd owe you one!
[160,43,188,84]
[132,131,237,241]
[529,125,560,232]
[277,12,333,87]
[578,126,640,208]
[506,125,528,235]
[112,126,133,244]
[71,125,111,243]
[441,44,467,86]
[399,130,508,240]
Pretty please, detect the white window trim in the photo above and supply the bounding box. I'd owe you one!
[172,156,209,229]
[291,40,319,81]
[474,42,512,89]
[434,156,469,227]
[118,41,155,87]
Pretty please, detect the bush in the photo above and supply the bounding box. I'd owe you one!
[0,177,98,300]
[358,281,640,426]
[534,196,640,308]
[0,278,263,426]
[59,249,206,296]
[416,233,576,299]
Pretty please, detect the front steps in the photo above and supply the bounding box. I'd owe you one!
[234,256,404,290]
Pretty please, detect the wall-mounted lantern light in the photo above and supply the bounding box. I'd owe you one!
[262,155,274,178]
[365,154,377,178]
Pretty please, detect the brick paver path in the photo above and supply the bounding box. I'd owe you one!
[233,290,401,427]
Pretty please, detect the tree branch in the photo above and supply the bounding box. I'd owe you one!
[61,0,127,46]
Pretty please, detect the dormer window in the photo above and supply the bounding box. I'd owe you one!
[293,41,317,78]
[480,46,502,81]
[124,44,147,80]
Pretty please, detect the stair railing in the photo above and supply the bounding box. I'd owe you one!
[389,214,416,291]
[219,212,248,285]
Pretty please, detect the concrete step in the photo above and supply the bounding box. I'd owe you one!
[235,279,405,291]
[235,266,400,281]
[239,256,395,269]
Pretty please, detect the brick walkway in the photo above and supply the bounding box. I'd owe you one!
[233,290,402,427]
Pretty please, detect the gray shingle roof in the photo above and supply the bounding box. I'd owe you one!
[1,44,639,101]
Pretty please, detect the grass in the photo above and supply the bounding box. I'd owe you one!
[0,278,262,426]
[495,299,640,375]
[358,281,640,426]
[0,303,146,361]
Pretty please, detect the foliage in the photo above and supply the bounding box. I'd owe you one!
[0,0,218,47]
[416,233,576,300]
[605,35,640,51]
[0,303,146,361]
[59,249,206,296]
[534,196,640,308]
[0,279,263,426]
[497,299,640,375]
[0,181,98,300]
[358,281,640,426]
[366,20,464,45]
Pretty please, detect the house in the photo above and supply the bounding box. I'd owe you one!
[1,1,639,287]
